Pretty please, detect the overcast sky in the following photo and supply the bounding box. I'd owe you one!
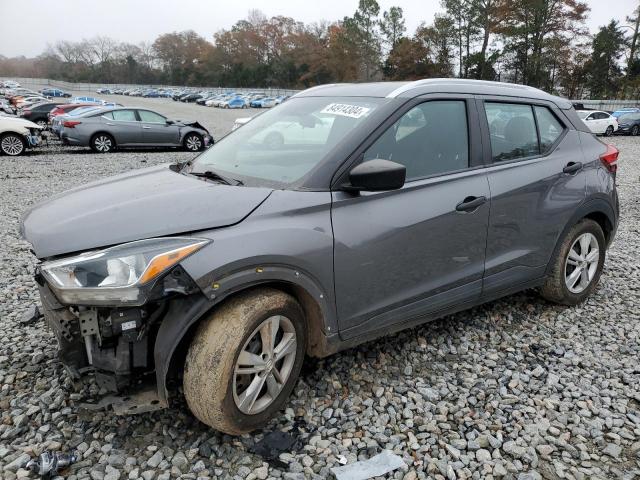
[1,0,639,58]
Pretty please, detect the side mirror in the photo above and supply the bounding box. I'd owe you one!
[346,159,406,192]
[166,119,175,125]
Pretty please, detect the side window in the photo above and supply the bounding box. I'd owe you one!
[138,110,166,123]
[485,102,540,162]
[364,100,469,181]
[112,110,137,122]
[534,106,564,153]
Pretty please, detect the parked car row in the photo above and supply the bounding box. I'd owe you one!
[92,84,290,109]
[182,91,288,109]
[0,80,215,155]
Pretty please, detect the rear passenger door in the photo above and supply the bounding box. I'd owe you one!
[106,109,142,145]
[477,98,586,298]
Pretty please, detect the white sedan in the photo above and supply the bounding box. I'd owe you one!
[577,110,618,136]
[0,116,43,156]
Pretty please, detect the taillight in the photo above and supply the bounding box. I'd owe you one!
[600,144,619,173]
[63,120,82,128]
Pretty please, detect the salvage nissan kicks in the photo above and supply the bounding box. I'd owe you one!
[21,79,619,434]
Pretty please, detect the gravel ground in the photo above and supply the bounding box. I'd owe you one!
[0,132,639,480]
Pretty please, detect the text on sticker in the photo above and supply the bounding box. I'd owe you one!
[321,103,371,119]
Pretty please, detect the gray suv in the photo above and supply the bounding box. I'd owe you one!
[21,79,619,434]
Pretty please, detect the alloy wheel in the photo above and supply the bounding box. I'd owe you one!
[605,126,613,136]
[232,315,297,415]
[633,126,639,136]
[94,135,113,152]
[564,232,599,294]
[1,135,25,156]
[185,135,202,151]
[36,120,47,128]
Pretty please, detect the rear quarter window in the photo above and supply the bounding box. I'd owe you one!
[534,106,565,153]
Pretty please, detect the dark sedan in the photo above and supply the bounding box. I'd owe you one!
[21,102,66,127]
[615,112,640,135]
[180,94,204,103]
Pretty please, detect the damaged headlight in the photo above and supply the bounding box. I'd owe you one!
[41,237,209,305]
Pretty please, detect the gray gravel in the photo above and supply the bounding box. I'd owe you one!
[1,134,639,480]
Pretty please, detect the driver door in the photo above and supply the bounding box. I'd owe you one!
[331,97,490,339]
[137,109,179,145]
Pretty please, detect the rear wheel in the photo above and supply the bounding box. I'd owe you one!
[605,125,614,136]
[0,133,26,156]
[183,133,203,152]
[184,289,306,434]
[541,219,606,305]
[90,133,115,153]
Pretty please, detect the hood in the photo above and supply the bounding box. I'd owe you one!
[0,116,43,129]
[174,119,209,132]
[21,164,273,258]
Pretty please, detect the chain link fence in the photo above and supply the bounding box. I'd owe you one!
[0,77,300,97]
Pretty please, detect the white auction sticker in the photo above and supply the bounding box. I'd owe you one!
[321,103,371,118]
[121,320,137,331]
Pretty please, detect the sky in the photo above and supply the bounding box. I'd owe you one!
[1,0,638,58]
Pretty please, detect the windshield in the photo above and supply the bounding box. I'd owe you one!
[613,109,637,117]
[191,96,387,186]
[70,106,103,116]
[619,113,640,122]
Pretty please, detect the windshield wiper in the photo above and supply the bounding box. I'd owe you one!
[189,170,243,186]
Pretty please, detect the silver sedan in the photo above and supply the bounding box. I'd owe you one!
[59,107,213,153]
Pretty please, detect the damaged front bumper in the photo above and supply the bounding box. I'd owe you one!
[35,264,204,414]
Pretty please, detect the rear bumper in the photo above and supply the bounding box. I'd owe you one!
[60,133,84,146]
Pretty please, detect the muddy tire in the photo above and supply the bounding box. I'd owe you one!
[540,219,606,305]
[183,288,307,434]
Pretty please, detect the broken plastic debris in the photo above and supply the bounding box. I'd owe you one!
[21,304,42,325]
[248,418,313,468]
[330,450,405,480]
[27,450,77,478]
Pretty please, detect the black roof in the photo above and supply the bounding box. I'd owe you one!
[295,78,572,109]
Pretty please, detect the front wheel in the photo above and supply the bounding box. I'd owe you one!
[632,125,639,136]
[540,219,606,305]
[183,133,203,152]
[605,126,614,136]
[0,133,26,156]
[184,289,306,434]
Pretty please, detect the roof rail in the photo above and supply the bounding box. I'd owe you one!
[385,78,539,98]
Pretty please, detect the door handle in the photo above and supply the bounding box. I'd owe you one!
[563,161,583,174]
[105,122,115,126]
[456,196,487,213]
[142,126,151,129]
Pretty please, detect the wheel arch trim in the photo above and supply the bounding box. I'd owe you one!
[544,195,617,276]
[153,266,335,402]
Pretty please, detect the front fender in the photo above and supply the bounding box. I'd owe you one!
[153,265,336,402]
